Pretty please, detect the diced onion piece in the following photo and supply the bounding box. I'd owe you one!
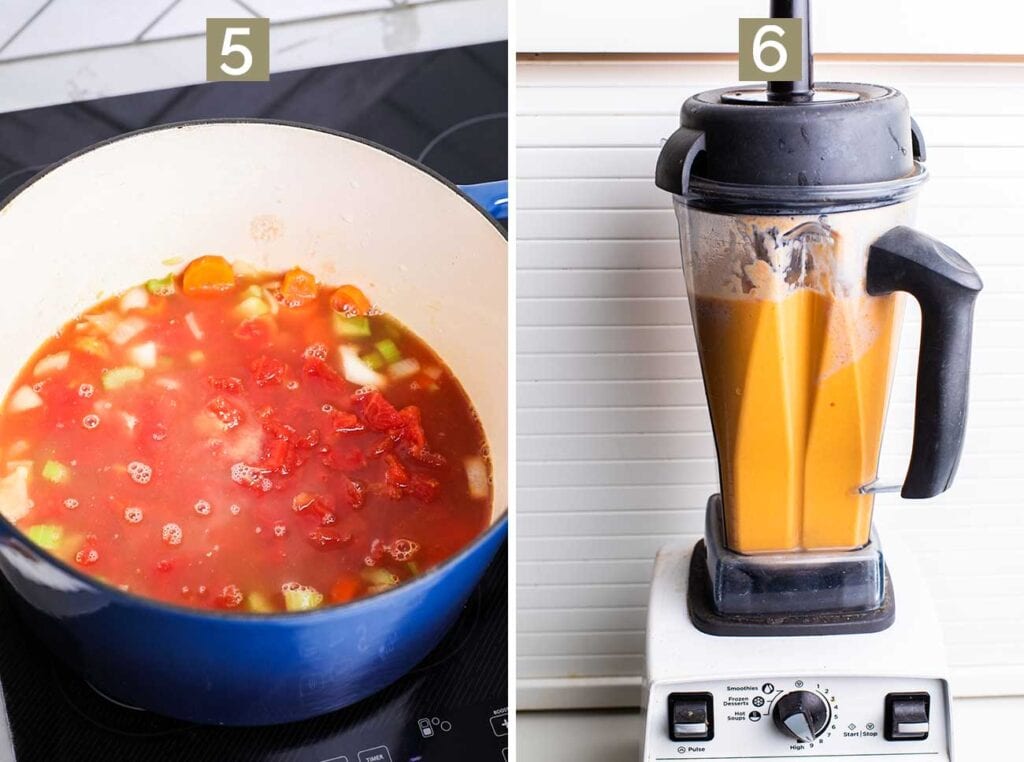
[235,296,270,320]
[464,456,489,500]
[102,365,144,390]
[85,312,118,334]
[121,412,139,431]
[25,524,63,550]
[232,260,259,278]
[184,312,204,341]
[41,460,70,484]
[261,286,280,316]
[247,591,274,613]
[339,346,387,388]
[388,357,421,380]
[281,583,323,611]
[129,341,158,369]
[0,463,32,523]
[119,287,149,312]
[109,316,146,346]
[7,386,43,413]
[361,567,399,594]
[33,351,70,377]
[154,377,181,391]
[423,365,443,380]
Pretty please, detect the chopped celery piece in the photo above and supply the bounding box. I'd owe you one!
[33,351,70,377]
[247,591,274,613]
[362,567,399,588]
[375,339,401,364]
[362,351,385,371]
[333,314,372,338]
[282,583,323,611]
[235,296,270,320]
[188,350,205,364]
[102,365,144,390]
[145,274,175,296]
[26,524,63,550]
[75,336,109,358]
[41,460,70,484]
[242,284,264,298]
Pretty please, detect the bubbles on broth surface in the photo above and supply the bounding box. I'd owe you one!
[229,504,241,516]
[78,383,94,398]
[388,538,419,562]
[63,498,79,510]
[194,499,212,516]
[82,414,100,430]
[162,523,183,546]
[273,522,287,537]
[75,548,99,565]
[124,507,143,524]
[303,343,328,361]
[127,461,152,484]
[230,463,272,492]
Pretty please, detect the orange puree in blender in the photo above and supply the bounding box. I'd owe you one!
[695,288,901,553]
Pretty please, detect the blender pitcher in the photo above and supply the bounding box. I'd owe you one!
[656,2,981,627]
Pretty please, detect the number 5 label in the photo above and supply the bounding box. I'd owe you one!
[738,18,802,81]
[206,18,270,82]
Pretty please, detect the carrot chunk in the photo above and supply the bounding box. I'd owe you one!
[330,576,362,603]
[280,267,318,307]
[329,284,371,316]
[182,255,235,295]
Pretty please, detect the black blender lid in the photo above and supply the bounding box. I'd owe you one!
[655,0,927,211]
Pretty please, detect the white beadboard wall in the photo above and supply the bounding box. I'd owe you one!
[516,57,1024,709]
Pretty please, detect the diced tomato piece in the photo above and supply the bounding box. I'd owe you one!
[261,437,291,470]
[279,267,318,307]
[208,376,244,394]
[308,526,353,549]
[303,356,346,390]
[207,396,244,430]
[329,284,371,316]
[397,406,425,449]
[383,454,409,496]
[321,446,367,472]
[370,436,396,458]
[300,428,321,449]
[251,355,287,387]
[214,584,244,609]
[408,473,441,503]
[345,476,366,509]
[330,576,362,603]
[409,446,447,469]
[355,390,403,431]
[182,255,235,295]
[233,315,274,344]
[331,409,364,434]
[292,492,336,523]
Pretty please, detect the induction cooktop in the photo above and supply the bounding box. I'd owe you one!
[0,41,508,762]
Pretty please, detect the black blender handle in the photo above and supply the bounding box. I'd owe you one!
[866,226,983,499]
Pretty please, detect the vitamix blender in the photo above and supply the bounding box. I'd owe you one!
[643,2,982,759]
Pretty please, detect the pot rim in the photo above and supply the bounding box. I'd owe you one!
[0,117,509,623]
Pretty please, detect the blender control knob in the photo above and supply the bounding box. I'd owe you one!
[771,691,831,742]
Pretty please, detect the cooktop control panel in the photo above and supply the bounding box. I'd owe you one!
[645,676,950,760]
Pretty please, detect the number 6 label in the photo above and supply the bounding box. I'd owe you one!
[738,18,802,81]
[206,18,270,82]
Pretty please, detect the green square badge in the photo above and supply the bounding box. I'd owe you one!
[206,18,270,82]
[738,18,802,81]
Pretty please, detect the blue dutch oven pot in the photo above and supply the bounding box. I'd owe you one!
[0,120,508,726]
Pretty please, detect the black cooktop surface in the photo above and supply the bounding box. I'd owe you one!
[0,42,508,762]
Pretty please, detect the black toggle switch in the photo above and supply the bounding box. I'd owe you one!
[884,692,930,741]
[668,692,714,742]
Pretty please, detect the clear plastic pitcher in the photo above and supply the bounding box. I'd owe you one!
[658,82,983,555]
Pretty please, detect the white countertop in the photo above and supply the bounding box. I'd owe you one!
[518,699,1023,760]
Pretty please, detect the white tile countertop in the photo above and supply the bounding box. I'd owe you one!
[518,699,1024,761]
[0,0,506,113]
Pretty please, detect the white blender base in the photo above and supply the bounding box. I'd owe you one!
[641,531,952,761]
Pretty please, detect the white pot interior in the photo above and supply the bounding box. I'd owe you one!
[0,121,507,524]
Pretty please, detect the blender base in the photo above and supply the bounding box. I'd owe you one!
[688,540,895,637]
[689,495,894,636]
